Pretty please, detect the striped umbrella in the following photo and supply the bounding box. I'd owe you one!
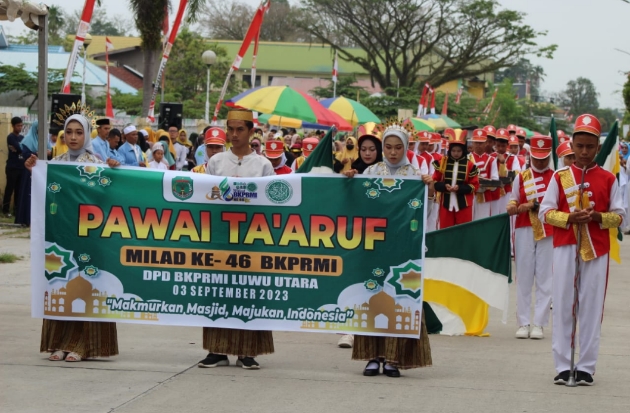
[226,86,352,130]
[257,113,339,130]
[320,96,380,127]
[410,118,436,132]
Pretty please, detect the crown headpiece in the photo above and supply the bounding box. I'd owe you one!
[250,133,264,142]
[51,100,96,129]
[376,118,414,140]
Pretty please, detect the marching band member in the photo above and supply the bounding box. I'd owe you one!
[191,127,226,174]
[556,140,575,169]
[264,139,292,175]
[432,128,479,229]
[507,135,554,340]
[540,114,625,386]
[469,128,499,220]
[491,128,522,215]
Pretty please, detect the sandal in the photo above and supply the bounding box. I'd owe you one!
[363,359,381,376]
[65,352,82,362]
[383,363,401,378]
[48,350,67,361]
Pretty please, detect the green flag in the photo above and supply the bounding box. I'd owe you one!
[423,214,512,335]
[296,128,335,174]
[549,116,559,169]
[595,120,619,168]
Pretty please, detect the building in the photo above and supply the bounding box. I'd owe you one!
[88,36,493,99]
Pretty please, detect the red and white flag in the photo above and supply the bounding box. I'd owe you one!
[416,83,430,118]
[147,0,188,122]
[61,0,97,95]
[483,88,498,114]
[430,88,436,115]
[455,87,463,104]
[332,50,338,83]
[105,37,115,118]
[212,0,271,124]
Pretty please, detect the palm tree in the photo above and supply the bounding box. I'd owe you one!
[128,0,204,117]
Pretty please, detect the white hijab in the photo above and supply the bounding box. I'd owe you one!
[383,130,410,172]
[65,114,93,160]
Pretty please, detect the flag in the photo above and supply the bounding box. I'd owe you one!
[332,50,338,83]
[455,87,463,104]
[61,0,97,94]
[430,88,436,115]
[147,0,188,122]
[441,93,448,115]
[483,88,498,114]
[595,120,622,263]
[296,128,335,174]
[105,37,114,118]
[416,83,429,117]
[549,116,559,169]
[423,214,511,336]
[212,0,270,123]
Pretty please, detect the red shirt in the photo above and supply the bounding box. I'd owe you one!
[274,165,292,175]
[513,168,554,238]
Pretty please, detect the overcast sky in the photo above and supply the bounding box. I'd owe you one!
[2,0,629,109]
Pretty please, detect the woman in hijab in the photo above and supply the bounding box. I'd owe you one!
[157,135,176,170]
[250,135,263,155]
[14,121,39,226]
[334,136,359,173]
[51,130,68,158]
[342,123,433,378]
[23,113,120,363]
[178,129,192,149]
[350,134,383,174]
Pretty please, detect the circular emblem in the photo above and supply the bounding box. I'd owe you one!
[265,180,293,204]
[247,182,258,192]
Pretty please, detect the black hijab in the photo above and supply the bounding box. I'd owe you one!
[351,135,383,173]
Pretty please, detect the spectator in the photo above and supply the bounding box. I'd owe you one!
[3,117,24,217]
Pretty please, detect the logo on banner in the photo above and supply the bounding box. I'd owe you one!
[265,180,293,204]
[206,178,258,202]
[172,176,194,200]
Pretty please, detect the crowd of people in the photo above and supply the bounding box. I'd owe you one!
[3,107,629,384]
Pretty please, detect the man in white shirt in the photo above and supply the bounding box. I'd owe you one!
[169,125,188,170]
[199,109,274,370]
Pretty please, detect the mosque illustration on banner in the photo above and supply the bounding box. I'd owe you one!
[302,291,420,334]
[44,276,158,321]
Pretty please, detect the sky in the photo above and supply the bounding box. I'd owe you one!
[2,0,629,109]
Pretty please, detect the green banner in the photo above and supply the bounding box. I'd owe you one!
[31,164,426,338]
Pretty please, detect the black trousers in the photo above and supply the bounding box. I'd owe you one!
[2,167,22,214]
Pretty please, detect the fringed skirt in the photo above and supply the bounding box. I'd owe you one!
[352,316,432,370]
[203,327,274,357]
[40,320,118,359]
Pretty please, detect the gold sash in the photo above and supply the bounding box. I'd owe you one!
[557,168,595,261]
[521,169,545,241]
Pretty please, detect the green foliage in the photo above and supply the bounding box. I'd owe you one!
[309,76,370,101]
[561,77,599,116]
[0,253,20,263]
[495,58,545,99]
[164,30,237,102]
[0,64,80,110]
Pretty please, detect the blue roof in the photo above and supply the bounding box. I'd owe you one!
[0,45,138,95]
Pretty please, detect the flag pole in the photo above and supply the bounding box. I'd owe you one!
[61,0,97,93]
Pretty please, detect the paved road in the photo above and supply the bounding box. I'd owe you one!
[1,226,629,413]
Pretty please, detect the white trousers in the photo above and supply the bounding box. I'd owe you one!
[427,200,439,232]
[473,198,491,221]
[552,246,608,374]
[514,228,552,327]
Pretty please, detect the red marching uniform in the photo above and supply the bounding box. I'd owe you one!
[432,128,479,229]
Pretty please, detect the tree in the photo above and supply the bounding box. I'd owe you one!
[200,0,311,42]
[63,7,132,37]
[561,77,599,117]
[495,58,546,99]
[0,64,79,109]
[129,0,203,117]
[164,30,238,101]
[309,75,370,100]
[297,0,556,94]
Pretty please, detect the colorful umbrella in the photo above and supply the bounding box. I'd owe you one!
[409,118,435,132]
[257,113,337,130]
[439,115,461,128]
[226,86,352,130]
[320,96,380,127]
[421,115,449,130]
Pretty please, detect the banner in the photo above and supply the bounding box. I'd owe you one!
[31,164,427,338]
[147,0,188,122]
[61,0,97,94]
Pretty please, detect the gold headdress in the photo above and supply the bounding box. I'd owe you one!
[227,109,254,122]
[376,118,414,140]
[250,132,264,143]
[51,100,96,129]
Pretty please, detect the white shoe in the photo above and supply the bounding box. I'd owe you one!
[337,334,354,348]
[515,325,530,339]
[530,325,544,339]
